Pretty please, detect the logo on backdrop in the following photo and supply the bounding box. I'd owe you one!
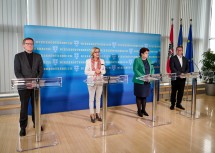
[112,65,116,71]
[143,44,149,48]
[128,59,133,65]
[52,59,58,65]
[129,48,133,54]
[74,65,79,72]
[111,54,117,60]
[52,46,58,53]
[74,53,79,59]
[112,42,117,48]
[74,41,79,47]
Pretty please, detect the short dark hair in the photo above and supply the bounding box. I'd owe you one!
[176,46,183,50]
[139,47,149,57]
[23,37,34,44]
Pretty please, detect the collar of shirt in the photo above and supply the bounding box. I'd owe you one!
[177,55,183,67]
[25,50,33,54]
[177,55,182,58]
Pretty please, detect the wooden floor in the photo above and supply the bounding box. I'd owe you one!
[0,94,214,153]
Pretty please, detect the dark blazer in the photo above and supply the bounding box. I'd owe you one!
[170,55,189,76]
[14,51,44,78]
[132,57,155,84]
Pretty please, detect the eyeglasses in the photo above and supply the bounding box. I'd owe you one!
[94,52,100,53]
[25,43,34,46]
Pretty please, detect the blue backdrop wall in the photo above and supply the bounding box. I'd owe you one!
[24,25,160,114]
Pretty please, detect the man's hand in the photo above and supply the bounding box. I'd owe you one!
[26,81,36,89]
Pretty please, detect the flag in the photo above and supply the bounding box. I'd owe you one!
[166,23,174,73]
[185,24,194,72]
[177,23,183,46]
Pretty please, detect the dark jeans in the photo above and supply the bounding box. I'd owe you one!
[18,89,35,129]
[170,78,186,106]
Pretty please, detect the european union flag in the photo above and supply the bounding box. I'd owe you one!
[177,24,183,46]
[185,25,194,72]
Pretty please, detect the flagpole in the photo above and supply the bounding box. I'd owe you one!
[171,18,174,54]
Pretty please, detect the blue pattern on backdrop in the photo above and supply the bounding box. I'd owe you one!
[24,25,160,114]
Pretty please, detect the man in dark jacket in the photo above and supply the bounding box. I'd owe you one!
[14,37,43,136]
[170,46,189,110]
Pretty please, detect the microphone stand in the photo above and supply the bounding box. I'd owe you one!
[191,59,202,79]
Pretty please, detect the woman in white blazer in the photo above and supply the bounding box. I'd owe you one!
[85,47,106,123]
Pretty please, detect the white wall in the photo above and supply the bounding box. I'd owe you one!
[0,0,212,93]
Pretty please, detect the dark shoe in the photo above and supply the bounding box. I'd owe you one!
[33,124,44,131]
[19,128,26,137]
[141,110,149,116]
[170,105,175,110]
[96,113,102,121]
[137,111,143,117]
[90,115,96,123]
[176,105,185,110]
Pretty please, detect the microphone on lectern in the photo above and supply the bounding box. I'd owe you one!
[190,59,202,79]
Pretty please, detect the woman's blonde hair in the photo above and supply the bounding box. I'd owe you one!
[90,47,100,57]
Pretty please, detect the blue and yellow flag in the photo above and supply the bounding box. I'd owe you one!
[185,24,194,72]
[177,24,183,47]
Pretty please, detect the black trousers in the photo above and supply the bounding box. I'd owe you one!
[18,89,35,129]
[170,78,186,106]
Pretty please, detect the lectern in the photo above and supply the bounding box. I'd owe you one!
[179,72,202,119]
[11,77,62,152]
[84,75,128,137]
[136,73,176,127]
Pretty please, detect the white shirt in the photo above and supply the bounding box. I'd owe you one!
[177,55,183,67]
[84,59,106,77]
[84,58,106,86]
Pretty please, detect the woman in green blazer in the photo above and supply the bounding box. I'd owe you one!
[133,47,155,117]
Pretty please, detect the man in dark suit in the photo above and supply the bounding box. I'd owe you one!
[170,46,189,110]
[14,37,44,136]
